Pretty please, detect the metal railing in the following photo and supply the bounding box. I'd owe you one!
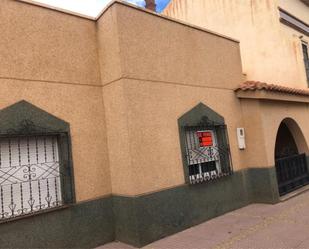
[184,124,233,185]
[275,153,309,196]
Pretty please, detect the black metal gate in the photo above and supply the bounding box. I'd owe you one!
[275,153,309,196]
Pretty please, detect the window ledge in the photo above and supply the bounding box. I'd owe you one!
[0,204,70,225]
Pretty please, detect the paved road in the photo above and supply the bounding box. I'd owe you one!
[99,190,309,249]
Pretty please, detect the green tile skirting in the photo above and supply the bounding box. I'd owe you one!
[0,197,114,248]
[113,168,280,247]
[245,167,280,204]
[0,167,282,248]
[114,171,248,247]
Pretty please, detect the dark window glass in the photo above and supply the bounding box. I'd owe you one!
[302,43,309,85]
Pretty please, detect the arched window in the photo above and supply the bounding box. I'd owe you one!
[178,103,232,184]
[0,101,74,221]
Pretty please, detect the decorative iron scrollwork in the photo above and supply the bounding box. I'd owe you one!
[0,136,63,221]
[184,124,232,185]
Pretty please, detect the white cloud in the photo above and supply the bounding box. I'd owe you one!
[30,0,113,17]
[125,0,145,7]
[28,0,149,17]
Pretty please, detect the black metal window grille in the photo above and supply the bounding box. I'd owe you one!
[0,135,63,221]
[302,42,309,85]
[184,124,233,184]
[275,153,309,196]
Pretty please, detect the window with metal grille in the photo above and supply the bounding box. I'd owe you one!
[0,135,63,220]
[302,42,309,85]
[178,103,233,185]
[184,124,232,184]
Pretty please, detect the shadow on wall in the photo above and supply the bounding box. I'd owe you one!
[275,117,309,158]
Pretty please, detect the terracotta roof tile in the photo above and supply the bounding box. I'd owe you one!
[235,81,309,97]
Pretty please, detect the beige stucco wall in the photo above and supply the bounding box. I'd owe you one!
[238,99,269,168]
[0,0,248,199]
[103,78,248,196]
[115,4,243,89]
[96,4,122,85]
[0,0,102,85]
[6,0,309,200]
[260,100,309,166]
[164,0,309,88]
[100,3,246,196]
[120,79,248,195]
[239,96,309,168]
[278,0,309,24]
[0,0,111,201]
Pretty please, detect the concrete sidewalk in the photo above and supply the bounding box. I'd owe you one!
[99,190,309,249]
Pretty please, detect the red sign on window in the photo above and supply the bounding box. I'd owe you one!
[197,131,213,147]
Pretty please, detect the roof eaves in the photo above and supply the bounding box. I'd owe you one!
[235,81,309,97]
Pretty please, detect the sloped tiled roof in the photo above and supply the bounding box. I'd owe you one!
[235,81,309,97]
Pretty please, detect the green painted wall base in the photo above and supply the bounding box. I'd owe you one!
[245,167,280,204]
[0,167,281,248]
[0,197,114,248]
[113,171,249,247]
[113,167,280,247]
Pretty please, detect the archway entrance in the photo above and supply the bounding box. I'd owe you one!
[275,119,309,196]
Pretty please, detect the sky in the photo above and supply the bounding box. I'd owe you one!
[30,0,171,17]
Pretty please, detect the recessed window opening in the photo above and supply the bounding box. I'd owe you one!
[302,42,309,85]
[0,135,63,220]
[184,124,232,185]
